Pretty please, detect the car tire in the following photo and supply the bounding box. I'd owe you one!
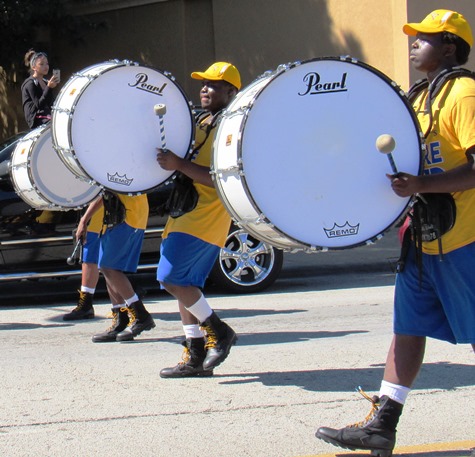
[209,227,284,294]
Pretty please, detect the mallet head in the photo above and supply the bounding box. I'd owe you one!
[376,134,396,154]
[154,104,167,116]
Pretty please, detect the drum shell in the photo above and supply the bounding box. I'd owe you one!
[52,60,194,194]
[212,58,423,251]
[9,125,101,210]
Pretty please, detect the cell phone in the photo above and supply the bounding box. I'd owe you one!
[53,69,60,81]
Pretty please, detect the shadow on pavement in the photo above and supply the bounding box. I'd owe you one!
[218,362,475,393]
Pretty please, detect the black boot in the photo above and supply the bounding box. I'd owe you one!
[63,291,95,321]
[200,312,237,370]
[316,389,403,457]
[92,307,129,343]
[116,299,155,342]
[160,338,213,378]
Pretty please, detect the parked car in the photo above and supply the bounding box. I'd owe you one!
[0,132,283,294]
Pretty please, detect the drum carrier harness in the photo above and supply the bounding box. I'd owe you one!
[397,68,475,279]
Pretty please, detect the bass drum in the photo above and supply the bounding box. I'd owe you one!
[9,125,100,210]
[212,57,424,251]
[52,60,194,194]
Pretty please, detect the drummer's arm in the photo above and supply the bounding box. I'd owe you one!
[156,149,214,187]
[76,196,104,241]
[177,160,214,187]
[388,145,475,197]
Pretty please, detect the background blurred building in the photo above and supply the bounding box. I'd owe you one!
[2,0,475,137]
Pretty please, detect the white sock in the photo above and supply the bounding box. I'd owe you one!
[379,380,411,405]
[186,294,213,323]
[112,303,125,310]
[125,294,139,306]
[183,324,205,339]
[81,286,95,294]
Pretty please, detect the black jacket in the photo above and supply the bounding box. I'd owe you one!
[21,76,55,128]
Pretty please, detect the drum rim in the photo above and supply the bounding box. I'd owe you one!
[215,56,424,251]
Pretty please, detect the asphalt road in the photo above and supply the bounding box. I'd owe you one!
[1,230,474,457]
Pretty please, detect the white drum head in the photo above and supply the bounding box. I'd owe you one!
[52,62,194,194]
[213,58,423,250]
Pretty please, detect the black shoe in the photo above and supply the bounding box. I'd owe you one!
[201,312,237,370]
[160,338,213,378]
[63,291,94,321]
[316,389,403,457]
[92,307,129,343]
[116,300,156,342]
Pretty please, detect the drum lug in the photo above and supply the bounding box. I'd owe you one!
[212,165,242,178]
[52,107,72,116]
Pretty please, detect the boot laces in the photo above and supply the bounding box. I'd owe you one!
[127,307,137,326]
[72,290,89,312]
[347,387,381,428]
[107,307,128,331]
[201,324,218,349]
[179,346,191,365]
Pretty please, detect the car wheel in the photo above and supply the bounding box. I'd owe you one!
[209,227,284,294]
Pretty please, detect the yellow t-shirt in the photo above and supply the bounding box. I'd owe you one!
[162,115,231,247]
[118,194,149,230]
[88,194,149,233]
[87,207,104,234]
[413,77,475,254]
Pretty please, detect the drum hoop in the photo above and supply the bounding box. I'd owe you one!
[222,56,424,250]
[52,60,195,194]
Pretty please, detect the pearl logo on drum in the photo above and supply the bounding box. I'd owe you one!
[128,72,168,96]
[324,222,359,239]
[107,172,134,186]
[298,72,348,96]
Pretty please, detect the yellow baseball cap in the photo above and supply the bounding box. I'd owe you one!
[191,62,241,90]
[403,9,473,47]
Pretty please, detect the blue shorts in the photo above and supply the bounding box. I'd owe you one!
[98,223,144,273]
[156,232,220,288]
[82,231,100,264]
[394,242,475,344]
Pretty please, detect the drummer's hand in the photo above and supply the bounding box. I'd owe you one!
[47,75,59,88]
[156,148,182,171]
[386,172,420,197]
[76,219,88,243]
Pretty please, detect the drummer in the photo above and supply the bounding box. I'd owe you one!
[76,192,155,342]
[316,9,475,456]
[156,62,241,378]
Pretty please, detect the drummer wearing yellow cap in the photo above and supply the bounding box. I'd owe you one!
[156,62,240,378]
[316,9,475,456]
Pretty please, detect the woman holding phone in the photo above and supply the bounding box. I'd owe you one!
[21,49,60,129]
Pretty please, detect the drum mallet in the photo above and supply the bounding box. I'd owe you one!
[376,134,398,174]
[154,103,167,150]
[67,239,83,265]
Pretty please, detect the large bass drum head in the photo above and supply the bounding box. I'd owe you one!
[221,58,423,249]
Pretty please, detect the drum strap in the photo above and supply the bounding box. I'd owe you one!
[407,67,475,138]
